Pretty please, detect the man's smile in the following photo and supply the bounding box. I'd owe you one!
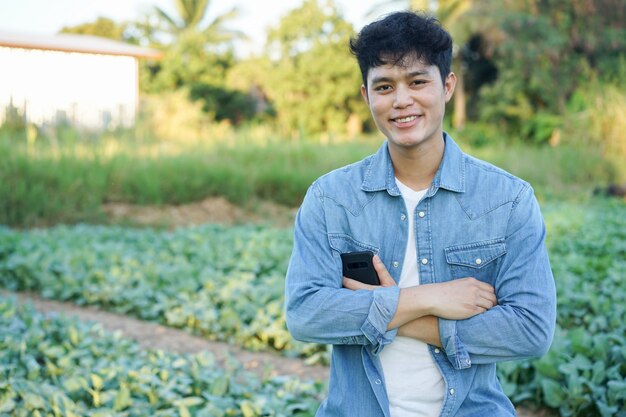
[392,115,419,123]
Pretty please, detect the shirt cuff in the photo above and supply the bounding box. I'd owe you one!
[360,286,400,354]
[438,318,472,369]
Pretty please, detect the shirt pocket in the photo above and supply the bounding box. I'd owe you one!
[328,233,380,256]
[444,238,506,284]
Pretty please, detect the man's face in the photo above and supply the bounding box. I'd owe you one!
[361,55,455,153]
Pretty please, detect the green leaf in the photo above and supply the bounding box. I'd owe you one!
[541,379,566,408]
[21,392,46,410]
[0,398,16,413]
[91,374,104,391]
[179,405,191,417]
[211,376,229,396]
[174,397,204,407]
[241,401,257,417]
[63,377,87,393]
[607,380,626,401]
[113,386,131,411]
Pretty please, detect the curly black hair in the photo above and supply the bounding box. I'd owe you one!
[350,11,453,86]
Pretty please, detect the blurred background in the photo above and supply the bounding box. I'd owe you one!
[0,0,624,227]
[0,1,625,416]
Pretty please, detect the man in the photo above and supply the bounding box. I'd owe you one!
[285,11,556,417]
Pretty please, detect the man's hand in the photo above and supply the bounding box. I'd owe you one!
[342,255,396,290]
[423,277,497,320]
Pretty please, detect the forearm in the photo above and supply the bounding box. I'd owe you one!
[287,286,399,345]
[397,315,441,347]
[386,278,496,330]
[386,286,433,330]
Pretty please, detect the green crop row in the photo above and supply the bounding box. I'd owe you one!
[0,297,323,417]
[1,200,625,415]
[0,224,327,364]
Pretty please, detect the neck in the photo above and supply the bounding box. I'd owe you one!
[388,136,445,191]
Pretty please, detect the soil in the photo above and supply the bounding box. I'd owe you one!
[102,197,298,229]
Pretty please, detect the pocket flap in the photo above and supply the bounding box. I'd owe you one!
[445,239,506,268]
[328,233,379,255]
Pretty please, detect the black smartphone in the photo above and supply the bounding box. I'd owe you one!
[341,251,380,285]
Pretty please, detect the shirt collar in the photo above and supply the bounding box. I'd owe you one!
[360,132,466,195]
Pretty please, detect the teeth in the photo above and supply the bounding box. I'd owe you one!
[395,116,417,123]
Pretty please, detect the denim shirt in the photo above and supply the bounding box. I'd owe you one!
[285,134,556,417]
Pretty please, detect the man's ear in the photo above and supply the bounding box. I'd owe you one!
[361,84,369,105]
[444,72,457,103]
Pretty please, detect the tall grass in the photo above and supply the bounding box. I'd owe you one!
[0,128,619,227]
[0,135,380,227]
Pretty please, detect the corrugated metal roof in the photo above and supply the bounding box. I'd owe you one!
[0,30,162,59]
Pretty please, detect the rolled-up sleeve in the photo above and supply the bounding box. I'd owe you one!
[438,185,556,369]
[285,183,399,353]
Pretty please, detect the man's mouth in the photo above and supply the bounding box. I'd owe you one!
[392,115,419,123]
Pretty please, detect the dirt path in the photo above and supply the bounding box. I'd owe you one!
[103,197,298,229]
[3,290,329,382]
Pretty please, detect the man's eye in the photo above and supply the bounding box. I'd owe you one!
[375,85,392,92]
[412,80,426,86]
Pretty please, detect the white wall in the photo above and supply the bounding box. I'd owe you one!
[0,46,138,129]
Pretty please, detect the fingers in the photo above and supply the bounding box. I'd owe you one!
[471,279,497,310]
[372,255,396,287]
[342,276,377,291]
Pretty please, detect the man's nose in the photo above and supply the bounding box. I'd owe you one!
[393,85,413,108]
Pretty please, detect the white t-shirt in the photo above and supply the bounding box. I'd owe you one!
[379,179,444,417]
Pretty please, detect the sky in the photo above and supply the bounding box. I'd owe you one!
[0,0,401,56]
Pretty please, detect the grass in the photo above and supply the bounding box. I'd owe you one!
[0,128,620,228]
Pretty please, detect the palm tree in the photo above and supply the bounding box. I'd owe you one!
[154,0,243,44]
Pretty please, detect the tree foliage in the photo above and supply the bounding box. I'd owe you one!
[256,0,368,137]
[60,17,133,42]
[477,0,626,143]
[137,0,255,125]
[57,0,626,144]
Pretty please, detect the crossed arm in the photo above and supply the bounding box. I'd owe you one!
[343,255,498,347]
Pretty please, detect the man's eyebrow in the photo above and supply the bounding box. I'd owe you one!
[370,70,431,85]
[370,76,393,85]
[407,70,430,77]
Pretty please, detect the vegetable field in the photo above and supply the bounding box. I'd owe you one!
[0,298,322,416]
[1,199,625,416]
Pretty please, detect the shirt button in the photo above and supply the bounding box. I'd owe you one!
[449,388,455,396]
[475,258,482,265]
[434,348,440,353]
[375,379,382,385]
[393,261,399,268]
[400,214,406,221]
[421,258,428,265]
[418,211,425,218]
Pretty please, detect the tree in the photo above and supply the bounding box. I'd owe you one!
[258,0,368,137]
[153,0,242,44]
[139,0,252,124]
[477,0,626,143]
[60,17,136,43]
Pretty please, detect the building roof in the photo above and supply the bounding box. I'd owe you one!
[0,30,162,59]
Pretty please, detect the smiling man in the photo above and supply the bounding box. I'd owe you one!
[285,11,556,417]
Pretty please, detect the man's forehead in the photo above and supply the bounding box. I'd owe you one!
[367,54,438,78]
